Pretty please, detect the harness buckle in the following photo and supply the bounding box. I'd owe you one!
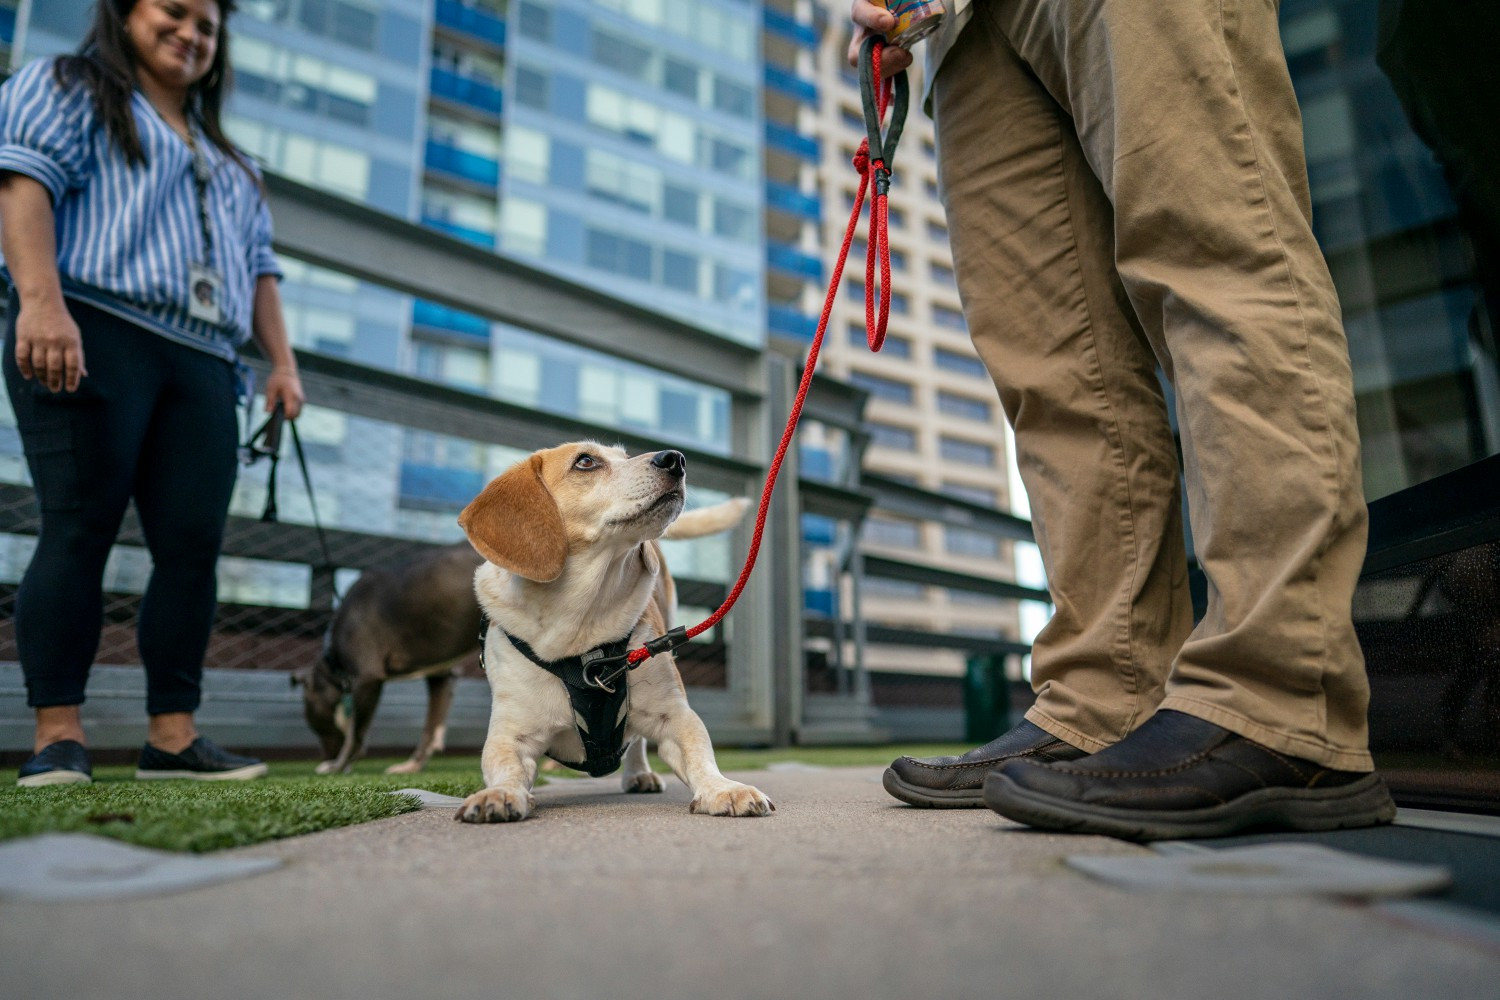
[580,647,630,693]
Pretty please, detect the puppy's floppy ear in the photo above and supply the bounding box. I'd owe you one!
[458,455,568,582]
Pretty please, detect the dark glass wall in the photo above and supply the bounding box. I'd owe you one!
[1282,0,1500,501]
[1286,0,1500,808]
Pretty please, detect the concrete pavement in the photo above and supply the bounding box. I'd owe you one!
[3,766,1498,1000]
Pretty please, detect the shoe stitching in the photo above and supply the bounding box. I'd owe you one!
[900,743,1071,772]
[1213,752,1272,789]
[1041,747,1212,779]
[1250,743,1317,784]
[1094,785,1228,807]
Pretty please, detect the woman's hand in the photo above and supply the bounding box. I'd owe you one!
[264,365,305,421]
[14,297,87,393]
[847,1,915,78]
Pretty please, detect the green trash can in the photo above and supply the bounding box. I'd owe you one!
[964,654,1012,743]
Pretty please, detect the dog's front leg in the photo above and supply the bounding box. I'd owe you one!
[653,708,773,817]
[620,736,664,794]
[315,678,383,775]
[455,733,541,823]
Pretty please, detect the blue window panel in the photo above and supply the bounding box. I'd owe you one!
[372,85,418,141]
[551,72,588,121]
[365,161,413,216]
[768,305,819,341]
[0,7,15,43]
[766,181,821,222]
[764,63,818,104]
[766,122,819,162]
[550,140,585,189]
[412,300,490,343]
[553,6,590,54]
[434,0,506,48]
[420,215,496,248]
[424,140,501,188]
[429,67,503,117]
[804,589,837,618]
[802,513,838,546]
[767,242,823,281]
[380,12,423,62]
[546,210,584,264]
[399,463,487,510]
[763,7,818,47]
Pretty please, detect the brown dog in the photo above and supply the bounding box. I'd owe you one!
[298,488,748,775]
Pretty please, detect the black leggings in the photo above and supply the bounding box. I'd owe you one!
[4,297,240,714]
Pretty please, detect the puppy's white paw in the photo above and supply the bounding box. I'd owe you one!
[384,759,424,775]
[314,759,349,775]
[690,781,774,817]
[455,786,534,823]
[622,770,665,794]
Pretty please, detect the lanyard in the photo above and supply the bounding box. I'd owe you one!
[183,127,216,267]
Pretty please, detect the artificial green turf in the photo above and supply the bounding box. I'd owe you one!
[1,744,967,853]
[0,757,488,854]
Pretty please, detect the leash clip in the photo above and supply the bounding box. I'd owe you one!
[581,647,630,693]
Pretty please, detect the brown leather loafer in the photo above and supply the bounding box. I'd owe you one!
[883,720,1089,807]
[983,709,1396,840]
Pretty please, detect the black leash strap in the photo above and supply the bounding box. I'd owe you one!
[244,402,334,574]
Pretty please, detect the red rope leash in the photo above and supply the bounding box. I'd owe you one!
[593,41,906,686]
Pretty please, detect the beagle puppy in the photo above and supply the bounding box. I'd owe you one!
[454,441,773,822]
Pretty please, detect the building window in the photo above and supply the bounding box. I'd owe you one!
[933,304,966,331]
[663,183,700,228]
[868,421,917,450]
[849,370,914,404]
[662,250,700,294]
[940,435,996,467]
[941,481,998,506]
[663,57,699,100]
[935,347,988,378]
[712,199,754,240]
[847,324,910,358]
[586,228,653,281]
[928,218,949,242]
[945,526,1000,559]
[515,65,549,109]
[517,1,551,40]
[864,516,922,548]
[938,391,993,422]
[931,261,956,286]
[713,76,754,118]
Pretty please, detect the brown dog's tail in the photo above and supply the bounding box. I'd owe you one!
[663,497,750,540]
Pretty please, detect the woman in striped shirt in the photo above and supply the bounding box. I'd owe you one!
[1,0,304,786]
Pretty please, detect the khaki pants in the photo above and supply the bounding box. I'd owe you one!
[934,0,1373,770]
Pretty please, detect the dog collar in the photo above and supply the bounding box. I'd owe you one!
[493,625,638,778]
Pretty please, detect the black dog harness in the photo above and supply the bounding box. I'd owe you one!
[486,624,637,777]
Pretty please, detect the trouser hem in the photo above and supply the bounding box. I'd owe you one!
[1023,707,1114,754]
[1160,696,1374,772]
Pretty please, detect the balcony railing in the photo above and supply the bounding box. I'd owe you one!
[411,299,491,342]
[766,181,821,223]
[768,242,824,282]
[765,122,819,162]
[768,304,820,341]
[424,139,501,188]
[419,214,496,249]
[429,66,503,117]
[763,7,818,47]
[434,0,506,48]
[764,63,818,104]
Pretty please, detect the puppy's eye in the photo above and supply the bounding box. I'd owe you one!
[573,454,598,470]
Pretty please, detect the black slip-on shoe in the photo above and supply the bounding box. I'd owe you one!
[17,739,93,787]
[983,709,1396,841]
[135,736,268,781]
[883,720,1090,808]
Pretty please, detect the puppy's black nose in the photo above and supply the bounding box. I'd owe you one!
[652,450,686,478]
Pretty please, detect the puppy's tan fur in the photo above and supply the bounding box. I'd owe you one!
[455,441,772,822]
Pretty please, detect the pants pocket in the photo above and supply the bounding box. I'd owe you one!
[18,417,84,512]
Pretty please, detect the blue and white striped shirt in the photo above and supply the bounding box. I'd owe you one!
[0,57,281,365]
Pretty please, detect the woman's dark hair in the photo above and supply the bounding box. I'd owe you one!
[53,0,254,178]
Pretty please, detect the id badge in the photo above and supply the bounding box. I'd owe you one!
[188,263,224,325]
